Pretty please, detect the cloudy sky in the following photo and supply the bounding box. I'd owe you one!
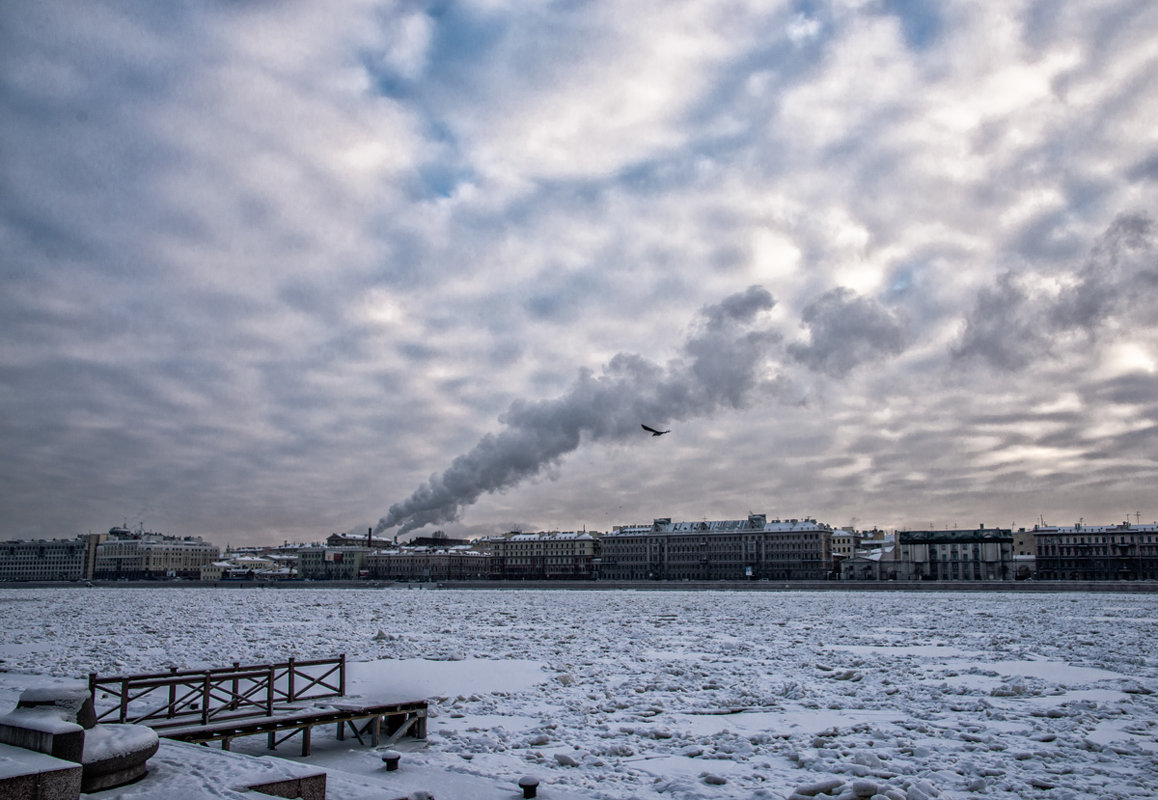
[3,1,1157,546]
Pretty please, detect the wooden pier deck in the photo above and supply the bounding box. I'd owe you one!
[88,655,427,756]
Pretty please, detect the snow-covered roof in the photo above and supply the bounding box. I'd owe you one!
[861,546,894,561]
[477,531,597,542]
[370,547,486,557]
[1033,522,1158,534]
[299,545,371,552]
[609,516,832,536]
[512,531,594,541]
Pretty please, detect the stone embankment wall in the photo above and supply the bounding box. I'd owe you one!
[4,579,1156,592]
[429,579,1158,593]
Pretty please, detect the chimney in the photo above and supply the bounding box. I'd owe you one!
[367,527,372,548]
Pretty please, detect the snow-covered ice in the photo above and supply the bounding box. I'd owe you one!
[1,587,1156,799]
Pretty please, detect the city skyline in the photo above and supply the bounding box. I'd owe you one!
[3,2,1157,546]
[15,509,1156,551]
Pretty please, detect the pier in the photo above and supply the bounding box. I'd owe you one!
[88,655,427,756]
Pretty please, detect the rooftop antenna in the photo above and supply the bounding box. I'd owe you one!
[1135,511,1142,525]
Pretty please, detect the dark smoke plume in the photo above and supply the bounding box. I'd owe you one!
[377,286,780,534]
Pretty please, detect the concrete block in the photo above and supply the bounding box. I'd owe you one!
[0,742,83,800]
[0,715,85,763]
[245,773,327,800]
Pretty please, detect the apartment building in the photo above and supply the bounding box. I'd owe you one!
[1033,522,1158,580]
[0,534,102,582]
[366,546,492,582]
[93,531,220,580]
[296,545,371,580]
[599,514,835,581]
[895,526,1013,581]
[831,529,862,559]
[476,531,600,580]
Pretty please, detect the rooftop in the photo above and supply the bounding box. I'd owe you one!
[608,516,832,536]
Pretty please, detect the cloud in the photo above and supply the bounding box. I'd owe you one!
[952,271,1050,370]
[3,1,1158,543]
[1053,211,1158,330]
[787,288,908,377]
[954,212,1158,371]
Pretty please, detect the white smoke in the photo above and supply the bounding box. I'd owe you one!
[376,286,781,534]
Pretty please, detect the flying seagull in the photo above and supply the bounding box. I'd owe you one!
[641,424,671,437]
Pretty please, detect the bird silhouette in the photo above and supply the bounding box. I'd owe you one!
[641,424,670,437]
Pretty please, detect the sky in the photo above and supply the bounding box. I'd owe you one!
[2,0,1157,546]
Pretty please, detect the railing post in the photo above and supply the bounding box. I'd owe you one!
[231,661,240,710]
[266,665,274,716]
[339,654,346,697]
[202,673,211,726]
[119,678,129,723]
[287,657,295,702]
[88,673,100,721]
[168,667,177,718]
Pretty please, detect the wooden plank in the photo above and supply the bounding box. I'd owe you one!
[155,699,428,759]
[344,720,366,746]
[382,714,421,746]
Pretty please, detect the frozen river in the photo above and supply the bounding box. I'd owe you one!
[1,587,1156,799]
